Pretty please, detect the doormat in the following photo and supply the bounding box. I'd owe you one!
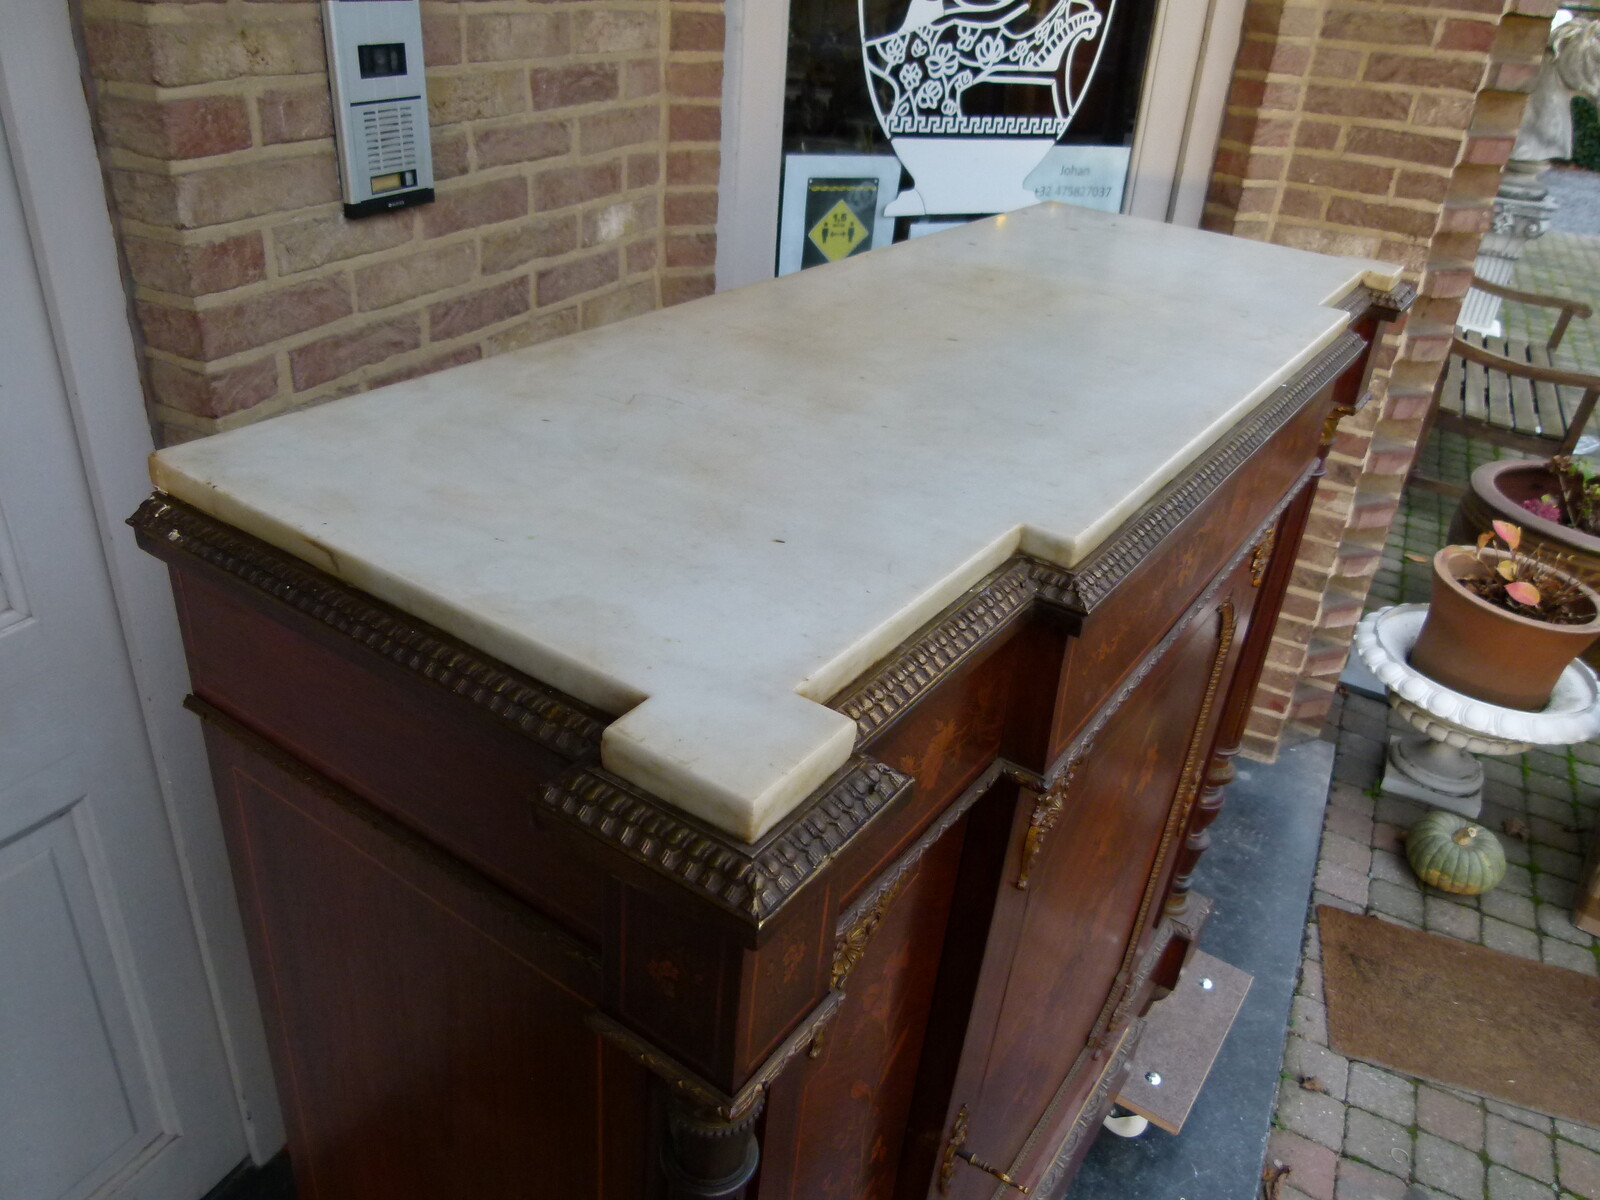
[1318,905,1600,1127]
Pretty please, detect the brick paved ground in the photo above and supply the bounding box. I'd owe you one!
[1264,212,1600,1200]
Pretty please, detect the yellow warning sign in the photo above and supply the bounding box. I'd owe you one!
[807,200,870,262]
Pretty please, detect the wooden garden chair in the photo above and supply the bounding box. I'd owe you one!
[1414,275,1600,497]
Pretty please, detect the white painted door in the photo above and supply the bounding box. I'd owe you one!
[0,88,251,1200]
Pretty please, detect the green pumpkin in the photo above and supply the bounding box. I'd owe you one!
[1406,811,1507,896]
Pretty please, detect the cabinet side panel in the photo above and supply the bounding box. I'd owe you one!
[174,567,607,942]
[759,825,966,1200]
[200,727,647,1200]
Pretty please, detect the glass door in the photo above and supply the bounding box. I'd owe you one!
[716,0,1248,287]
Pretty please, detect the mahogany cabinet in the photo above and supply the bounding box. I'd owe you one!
[132,209,1410,1199]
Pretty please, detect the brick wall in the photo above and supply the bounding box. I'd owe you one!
[79,0,723,443]
[1204,0,1558,760]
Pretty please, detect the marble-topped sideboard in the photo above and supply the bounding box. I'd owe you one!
[133,205,1410,1200]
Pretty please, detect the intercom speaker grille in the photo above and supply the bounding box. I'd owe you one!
[360,104,417,175]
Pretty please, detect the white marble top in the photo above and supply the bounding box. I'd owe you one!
[151,203,1398,842]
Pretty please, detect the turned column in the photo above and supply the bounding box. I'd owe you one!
[660,1094,763,1200]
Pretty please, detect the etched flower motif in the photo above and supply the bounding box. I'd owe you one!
[883,34,908,64]
[899,60,923,89]
[912,36,929,57]
[975,33,1005,67]
[925,41,959,78]
[915,78,944,109]
[956,25,978,51]
[951,68,974,94]
[941,92,960,116]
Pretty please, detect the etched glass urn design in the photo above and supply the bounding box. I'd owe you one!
[860,0,1114,216]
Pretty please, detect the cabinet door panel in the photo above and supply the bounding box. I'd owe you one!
[937,599,1235,1197]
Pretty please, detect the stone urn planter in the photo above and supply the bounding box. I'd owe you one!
[1449,458,1600,666]
[1410,545,1600,710]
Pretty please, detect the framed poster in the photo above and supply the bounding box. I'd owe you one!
[777,154,902,275]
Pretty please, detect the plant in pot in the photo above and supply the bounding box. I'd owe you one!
[1410,521,1600,710]
[1449,455,1600,668]
[1451,454,1600,582]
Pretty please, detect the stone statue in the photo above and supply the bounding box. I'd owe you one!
[1511,16,1600,169]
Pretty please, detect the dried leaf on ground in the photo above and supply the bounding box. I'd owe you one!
[1503,817,1530,841]
[1298,1074,1328,1093]
[1403,552,1430,563]
[1262,1161,1291,1200]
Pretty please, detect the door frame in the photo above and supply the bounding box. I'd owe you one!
[0,0,284,1163]
[713,0,1248,290]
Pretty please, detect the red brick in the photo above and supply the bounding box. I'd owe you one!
[662,272,714,307]
[432,126,470,181]
[667,60,723,100]
[1288,154,1395,195]
[429,69,528,125]
[1436,204,1491,234]
[123,232,266,296]
[1497,14,1554,62]
[670,9,724,52]
[465,12,571,61]
[1322,10,1436,46]
[1437,18,1497,53]
[582,196,659,247]
[1463,134,1514,165]
[1295,121,1341,151]
[147,355,278,419]
[1278,187,1326,220]
[626,237,658,275]
[623,59,661,100]
[421,177,529,238]
[429,277,531,339]
[578,104,660,154]
[422,11,462,66]
[98,94,251,159]
[1413,92,1476,130]
[143,275,353,359]
[669,103,721,142]
[532,161,622,211]
[290,316,423,390]
[258,86,333,144]
[1489,62,1540,93]
[474,119,571,168]
[665,230,715,268]
[535,250,619,306]
[627,151,662,189]
[369,345,483,390]
[84,17,325,87]
[664,189,717,226]
[1310,46,1363,79]
[1423,265,1473,298]
[355,243,477,310]
[274,208,414,275]
[480,214,580,274]
[530,63,619,110]
[574,10,660,53]
[1365,53,1485,92]
[581,279,657,330]
[1303,84,1411,122]
[1237,39,1311,75]
[1395,169,1451,203]
[1344,127,1461,168]
[171,154,341,228]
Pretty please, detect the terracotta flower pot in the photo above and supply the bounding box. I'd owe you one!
[1410,546,1600,711]
[1449,459,1600,670]
[1449,459,1600,588]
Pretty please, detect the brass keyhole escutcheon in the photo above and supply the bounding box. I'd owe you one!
[938,1105,1032,1195]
